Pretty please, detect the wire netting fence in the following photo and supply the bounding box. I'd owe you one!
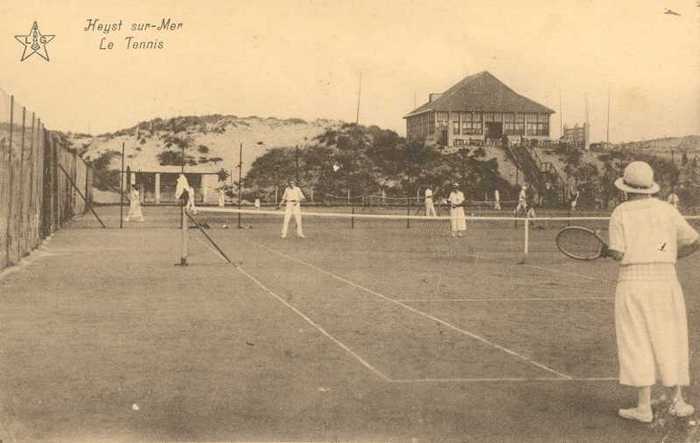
[0,89,93,271]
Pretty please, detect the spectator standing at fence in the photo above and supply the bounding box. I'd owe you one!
[494,188,501,210]
[279,179,305,239]
[515,184,528,215]
[608,161,699,423]
[448,183,466,237]
[570,188,580,212]
[667,188,680,209]
[218,185,226,207]
[125,185,144,222]
[424,186,437,217]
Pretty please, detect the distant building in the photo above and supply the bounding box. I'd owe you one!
[404,71,555,147]
[126,165,224,204]
[561,123,590,150]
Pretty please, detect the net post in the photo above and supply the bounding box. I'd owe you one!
[351,206,355,229]
[406,196,410,229]
[520,217,529,264]
[177,206,188,266]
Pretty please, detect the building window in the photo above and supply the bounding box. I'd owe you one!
[503,113,515,135]
[453,120,460,135]
[429,112,435,134]
[436,112,449,129]
[514,113,525,135]
[484,113,494,122]
[459,112,483,135]
[493,113,502,122]
[536,114,549,136]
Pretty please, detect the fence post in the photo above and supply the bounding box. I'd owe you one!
[52,133,59,229]
[41,125,50,238]
[5,96,14,264]
[16,107,26,259]
[85,163,92,209]
[27,113,36,248]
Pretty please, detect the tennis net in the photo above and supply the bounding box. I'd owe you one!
[175,206,626,265]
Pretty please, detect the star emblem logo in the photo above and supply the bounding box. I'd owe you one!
[15,22,55,62]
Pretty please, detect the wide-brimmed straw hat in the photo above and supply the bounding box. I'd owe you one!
[614,161,660,194]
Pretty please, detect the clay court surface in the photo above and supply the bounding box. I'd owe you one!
[1,206,699,442]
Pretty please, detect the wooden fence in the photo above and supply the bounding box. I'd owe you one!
[0,90,93,271]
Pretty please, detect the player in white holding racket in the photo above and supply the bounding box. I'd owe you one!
[279,179,305,239]
[424,186,437,217]
[607,161,699,423]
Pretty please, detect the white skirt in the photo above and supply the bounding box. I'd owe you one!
[615,264,689,387]
[450,207,466,232]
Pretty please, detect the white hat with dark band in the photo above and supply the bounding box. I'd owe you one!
[614,161,660,194]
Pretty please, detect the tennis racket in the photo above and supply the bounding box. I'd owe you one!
[556,226,609,261]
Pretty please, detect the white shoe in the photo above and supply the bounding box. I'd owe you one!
[618,407,653,423]
[298,234,306,238]
[280,235,287,239]
[669,400,695,417]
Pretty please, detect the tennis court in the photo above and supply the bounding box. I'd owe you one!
[1,205,699,442]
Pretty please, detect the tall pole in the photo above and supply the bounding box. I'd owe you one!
[559,88,563,138]
[180,139,185,229]
[120,142,125,229]
[584,93,590,150]
[238,142,242,229]
[356,72,362,125]
[606,86,611,146]
[295,145,300,183]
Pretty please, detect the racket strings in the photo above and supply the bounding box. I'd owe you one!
[557,229,604,259]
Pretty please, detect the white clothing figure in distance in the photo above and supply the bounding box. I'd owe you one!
[570,189,580,212]
[515,184,528,215]
[125,185,144,222]
[424,186,437,217]
[254,198,261,209]
[218,185,226,207]
[494,189,501,210]
[448,183,466,237]
[608,161,700,423]
[279,179,305,238]
[667,190,680,209]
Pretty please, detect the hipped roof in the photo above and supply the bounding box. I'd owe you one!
[405,71,555,118]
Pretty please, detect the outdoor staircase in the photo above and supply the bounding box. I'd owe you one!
[504,142,569,206]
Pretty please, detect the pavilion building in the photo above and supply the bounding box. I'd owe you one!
[404,71,555,147]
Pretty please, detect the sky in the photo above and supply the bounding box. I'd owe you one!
[0,0,698,143]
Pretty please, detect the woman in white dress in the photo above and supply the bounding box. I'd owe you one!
[608,161,699,423]
[126,185,144,222]
[448,183,466,237]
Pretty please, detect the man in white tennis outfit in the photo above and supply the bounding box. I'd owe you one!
[279,179,305,238]
[608,161,700,423]
[424,186,437,217]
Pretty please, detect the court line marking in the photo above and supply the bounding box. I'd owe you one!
[395,297,613,302]
[521,263,613,282]
[191,237,391,382]
[390,377,617,383]
[247,239,574,381]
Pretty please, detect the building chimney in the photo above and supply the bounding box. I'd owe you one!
[429,93,443,103]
